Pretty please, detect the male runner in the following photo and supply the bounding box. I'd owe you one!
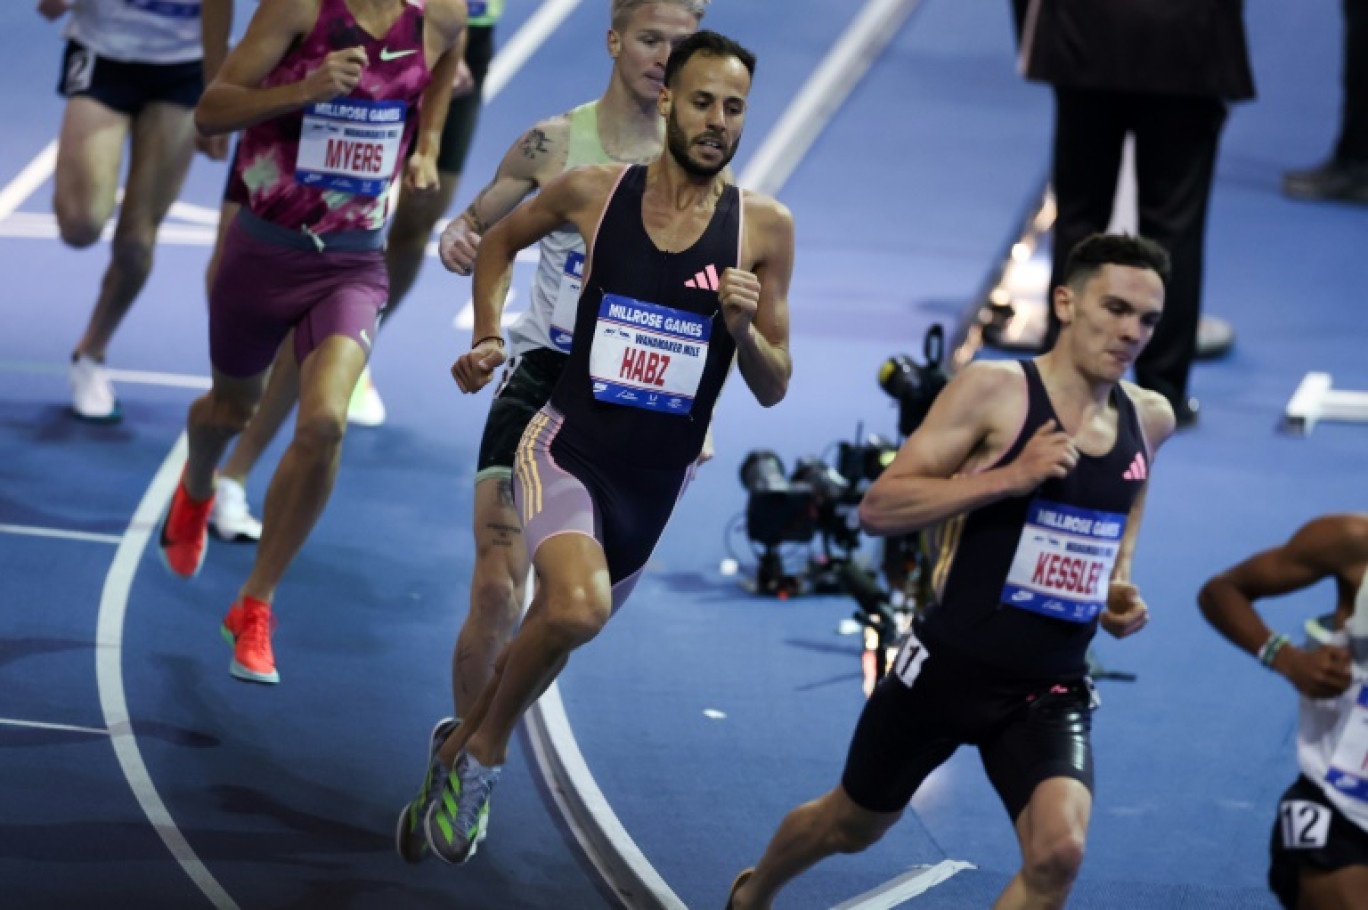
[393,0,710,864]
[158,0,467,685]
[1200,514,1368,910]
[728,234,1175,910]
[411,31,793,865]
[42,0,230,422]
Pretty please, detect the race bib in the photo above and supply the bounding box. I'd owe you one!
[63,46,95,96]
[1325,683,1368,804]
[1000,500,1126,623]
[589,294,710,415]
[890,627,929,689]
[1278,799,1332,849]
[295,99,406,197]
[549,251,582,352]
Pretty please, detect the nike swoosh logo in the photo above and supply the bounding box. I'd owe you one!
[379,47,418,61]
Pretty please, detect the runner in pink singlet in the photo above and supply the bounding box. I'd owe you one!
[157,0,468,687]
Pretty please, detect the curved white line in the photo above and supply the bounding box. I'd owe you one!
[95,435,239,910]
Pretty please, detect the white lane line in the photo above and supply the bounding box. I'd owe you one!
[0,359,210,390]
[0,523,123,546]
[0,141,57,221]
[526,684,688,910]
[738,0,924,197]
[483,0,582,101]
[831,860,977,910]
[96,436,239,910]
[0,717,110,736]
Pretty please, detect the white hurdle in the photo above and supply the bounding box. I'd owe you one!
[1283,372,1368,435]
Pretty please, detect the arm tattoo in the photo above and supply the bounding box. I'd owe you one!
[519,128,551,160]
[463,187,491,234]
[497,477,515,508]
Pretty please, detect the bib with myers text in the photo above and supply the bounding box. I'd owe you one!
[1000,499,1126,623]
[549,251,582,352]
[296,99,406,197]
[589,294,710,415]
[1325,683,1368,804]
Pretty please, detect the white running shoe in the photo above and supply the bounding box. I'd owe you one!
[69,354,121,423]
[209,477,262,543]
[347,365,386,427]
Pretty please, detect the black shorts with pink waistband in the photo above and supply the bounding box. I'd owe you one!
[513,405,692,613]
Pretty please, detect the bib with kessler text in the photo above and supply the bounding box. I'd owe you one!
[1000,499,1127,623]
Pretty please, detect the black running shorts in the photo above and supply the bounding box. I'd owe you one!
[476,347,568,480]
[842,624,1095,821]
[1268,775,1368,910]
[58,40,203,116]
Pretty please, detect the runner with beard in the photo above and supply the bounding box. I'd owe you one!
[408,30,794,864]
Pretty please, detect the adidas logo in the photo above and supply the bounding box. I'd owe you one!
[1122,452,1148,481]
[684,264,720,291]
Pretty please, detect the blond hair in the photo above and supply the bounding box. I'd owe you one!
[611,0,709,30]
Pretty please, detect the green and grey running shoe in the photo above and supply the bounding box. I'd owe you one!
[424,751,501,865]
[394,717,460,863]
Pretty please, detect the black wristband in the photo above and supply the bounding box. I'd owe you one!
[473,335,505,349]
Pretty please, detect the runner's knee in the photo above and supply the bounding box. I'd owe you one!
[110,230,155,278]
[55,203,103,249]
[293,409,347,459]
[1022,829,1086,893]
[542,584,611,648]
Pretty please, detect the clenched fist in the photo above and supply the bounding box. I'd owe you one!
[302,47,367,103]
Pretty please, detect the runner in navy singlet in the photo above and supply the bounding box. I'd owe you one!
[420,31,795,866]
[727,234,1178,910]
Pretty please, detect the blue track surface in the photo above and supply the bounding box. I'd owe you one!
[2,1,1366,908]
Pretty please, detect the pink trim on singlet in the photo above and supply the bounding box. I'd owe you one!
[736,188,746,272]
[578,165,632,293]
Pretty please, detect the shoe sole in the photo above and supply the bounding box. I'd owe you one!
[229,660,280,685]
[209,523,261,544]
[70,403,123,425]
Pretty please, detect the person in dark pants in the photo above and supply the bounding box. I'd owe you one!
[1284,0,1368,204]
[1015,0,1256,428]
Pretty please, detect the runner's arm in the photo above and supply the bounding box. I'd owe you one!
[197,0,357,135]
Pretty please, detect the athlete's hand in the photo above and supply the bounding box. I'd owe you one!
[451,59,476,98]
[439,214,480,275]
[1100,581,1148,639]
[451,338,506,393]
[37,0,71,21]
[1276,643,1354,699]
[405,151,439,195]
[302,47,367,103]
[196,133,230,161]
[1006,419,1078,494]
[719,268,761,340]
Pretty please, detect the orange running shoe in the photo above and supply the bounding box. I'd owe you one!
[158,475,214,578]
[221,597,279,685]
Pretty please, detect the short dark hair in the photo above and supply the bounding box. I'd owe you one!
[1062,233,1172,291]
[663,30,756,88]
